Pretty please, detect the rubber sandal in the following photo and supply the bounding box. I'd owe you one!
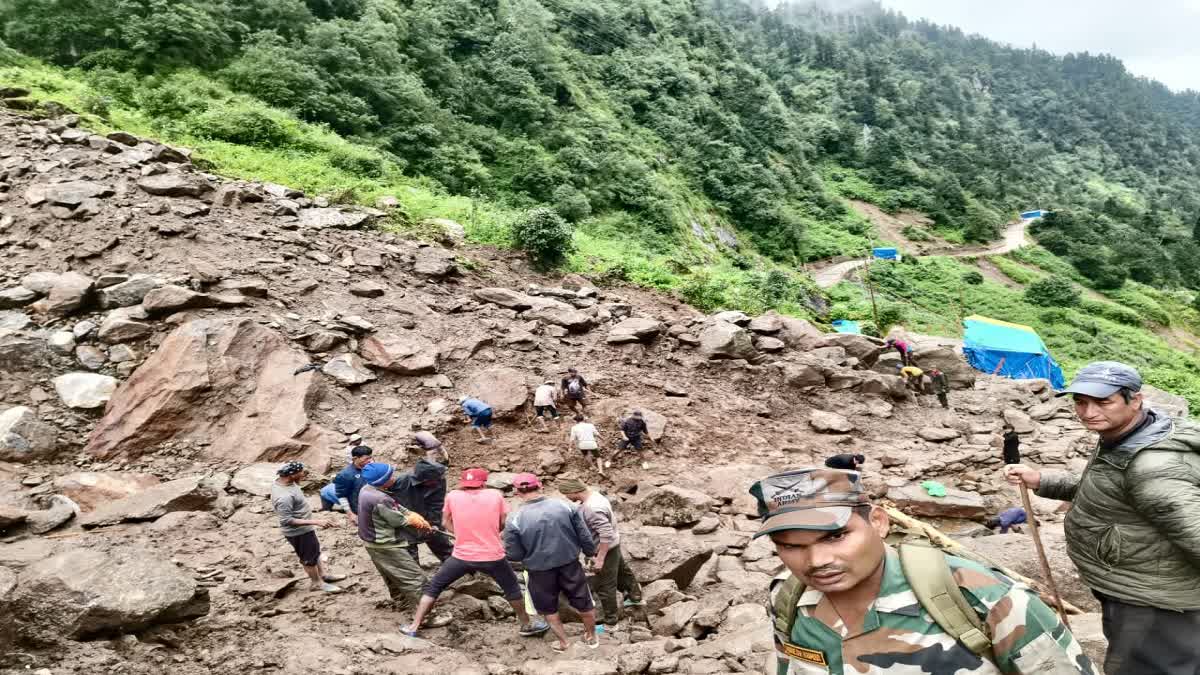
[400,628,419,638]
[582,636,599,650]
[551,643,569,654]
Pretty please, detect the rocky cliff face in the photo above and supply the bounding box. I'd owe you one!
[0,107,1108,673]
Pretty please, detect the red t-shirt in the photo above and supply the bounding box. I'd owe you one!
[444,488,509,562]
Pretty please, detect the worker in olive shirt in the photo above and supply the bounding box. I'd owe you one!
[1007,361,1200,675]
[752,468,1093,675]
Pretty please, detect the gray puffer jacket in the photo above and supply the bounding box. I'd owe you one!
[1038,409,1200,610]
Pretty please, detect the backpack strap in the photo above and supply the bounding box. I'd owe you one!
[899,543,993,657]
[769,573,806,641]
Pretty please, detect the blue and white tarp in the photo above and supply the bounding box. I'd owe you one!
[831,319,861,334]
[963,315,1065,389]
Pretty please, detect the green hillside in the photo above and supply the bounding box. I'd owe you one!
[3,0,1200,405]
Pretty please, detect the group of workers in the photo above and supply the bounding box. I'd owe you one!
[888,337,952,408]
[270,417,645,652]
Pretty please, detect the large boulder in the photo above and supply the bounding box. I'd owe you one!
[84,318,336,467]
[461,367,528,416]
[52,372,118,409]
[816,333,884,367]
[136,172,212,197]
[412,247,456,277]
[890,484,987,520]
[80,476,220,528]
[784,363,825,389]
[231,463,281,497]
[622,528,716,590]
[3,546,209,642]
[321,353,377,386]
[1003,408,1036,434]
[1144,384,1189,419]
[607,317,663,344]
[30,271,93,317]
[910,344,975,389]
[636,485,713,527]
[0,406,58,461]
[524,298,594,333]
[97,310,153,344]
[297,208,371,229]
[810,410,853,434]
[361,333,439,375]
[917,426,962,442]
[473,288,534,311]
[777,316,825,350]
[96,274,161,309]
[53,472,161,512]
[698,322,758,360]
[748,313,783,334]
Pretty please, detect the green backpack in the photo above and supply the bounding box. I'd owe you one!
[770,544,993,658]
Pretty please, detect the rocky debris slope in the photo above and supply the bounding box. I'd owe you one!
[0,106,1112,673]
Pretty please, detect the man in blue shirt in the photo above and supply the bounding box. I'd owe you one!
[459,395,494,443]
[320,445,373,524]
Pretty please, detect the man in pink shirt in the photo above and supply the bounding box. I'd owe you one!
[404,468,549,638]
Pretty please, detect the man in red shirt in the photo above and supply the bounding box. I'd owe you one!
[403,468,549,638]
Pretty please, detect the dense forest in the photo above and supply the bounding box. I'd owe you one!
[4,0,1200,291]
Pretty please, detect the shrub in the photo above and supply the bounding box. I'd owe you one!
[679,271,728,312]
[903,225,933,241]
[512,207,575,268]
[552,184,591,223]
[328,146,386,178]
[1025,276,1080,307]
[189,107,294,147]
[962,270,984,285]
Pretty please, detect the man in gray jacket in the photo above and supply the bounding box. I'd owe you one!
[1006,361,1200,675]
[504,472,599,652]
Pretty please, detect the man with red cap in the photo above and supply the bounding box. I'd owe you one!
[403,468,549,638]
[504,472,599,652]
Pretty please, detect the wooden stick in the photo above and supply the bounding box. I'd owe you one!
[882,504,1083,615]
[1018,485,1071,629]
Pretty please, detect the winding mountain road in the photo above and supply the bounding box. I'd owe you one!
[812,217,1031,289]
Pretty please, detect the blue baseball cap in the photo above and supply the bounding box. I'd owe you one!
[1058,361,1142,399]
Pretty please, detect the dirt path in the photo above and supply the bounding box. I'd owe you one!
[813,217,1031,289]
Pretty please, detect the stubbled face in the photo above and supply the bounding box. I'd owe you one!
[1073,392,1141,432]
[770,507,889,594]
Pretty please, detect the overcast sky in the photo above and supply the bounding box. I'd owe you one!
[879,0,1200,92]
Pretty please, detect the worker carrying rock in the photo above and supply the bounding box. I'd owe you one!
[750,467,1094,674]
[1006,361,1200,675]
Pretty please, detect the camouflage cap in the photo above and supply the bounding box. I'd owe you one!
[748,468,869,538]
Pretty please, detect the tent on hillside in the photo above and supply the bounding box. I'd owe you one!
[962,315,1065,389]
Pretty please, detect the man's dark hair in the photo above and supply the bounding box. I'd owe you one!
[351,445,373,457]
[850,504,873,522]
[568,367,577,373]
[985,517,1000,530]
[516,485,539,494]
[1119,387,1135,403]
[853,454,865,464]
[574,413,584,422]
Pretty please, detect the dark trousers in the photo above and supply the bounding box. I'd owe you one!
[594,545,642,625]
[406,532,454,563]
[936,392,948,408]
[1098,593,1200,675]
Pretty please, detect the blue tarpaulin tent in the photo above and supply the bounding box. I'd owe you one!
[872,247,899,260]
[963,315,1065,389]
[831,319,861,334]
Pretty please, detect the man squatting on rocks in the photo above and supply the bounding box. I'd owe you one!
[753,467,1093,674]
[404,468,550,638]
[319,445,372,523]
[356,462,450,628]
[560,477,643,634]
[271,461,347,593]
[1007,361,1200,675]
[504,472,600,652]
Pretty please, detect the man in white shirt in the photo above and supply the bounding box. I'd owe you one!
[533,380,561,432]
[567,414,603,474]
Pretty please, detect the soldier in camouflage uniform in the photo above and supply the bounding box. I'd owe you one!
[750,468,1095,675]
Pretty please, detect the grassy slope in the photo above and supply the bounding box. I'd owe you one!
[6,60,1200,408]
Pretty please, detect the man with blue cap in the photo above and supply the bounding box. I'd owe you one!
[1006,361,1200,675]
[356,462,450,628]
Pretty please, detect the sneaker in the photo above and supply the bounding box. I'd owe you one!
[422,612,453,629]
[582,635,600,650]
[622,599,643,608]
[400,628,419,638]
[315,582,342,593]
[519,619,550,637]
[322,572,347,582]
